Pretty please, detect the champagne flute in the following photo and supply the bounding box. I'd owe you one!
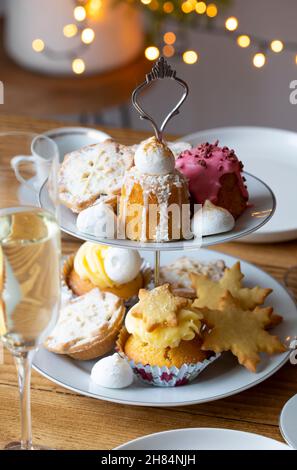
[0,132,61,450]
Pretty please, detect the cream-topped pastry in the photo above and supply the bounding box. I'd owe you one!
[120,137,190,242]
[91,353,133,389]
[68,242,143,300]
[192,200,235,237]
[125,285,203,349]
[74,243,141,286]
[126,305,202,349]
[134,136,175,175]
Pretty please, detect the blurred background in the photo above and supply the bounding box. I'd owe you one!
[1,0,297,135]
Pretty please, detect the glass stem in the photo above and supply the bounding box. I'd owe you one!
[13,350,34,450]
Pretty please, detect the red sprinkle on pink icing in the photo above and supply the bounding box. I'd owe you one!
[176,141,249,205]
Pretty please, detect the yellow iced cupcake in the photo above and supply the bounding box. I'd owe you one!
[116,284,218,387]
[68,242,144,300]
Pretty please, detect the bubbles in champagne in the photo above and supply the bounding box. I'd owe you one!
[0,208,60,352]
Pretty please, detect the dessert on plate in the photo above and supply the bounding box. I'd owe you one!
[45,288,125,360]
[176,141,249,219]
[65,242,145,301]
[58,139,134,213]
[119,136,190,242]
[159,256,226,298]
[90,353,134,389]
[117,283,218,386]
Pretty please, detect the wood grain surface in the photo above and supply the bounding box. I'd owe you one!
[0,115,296,450]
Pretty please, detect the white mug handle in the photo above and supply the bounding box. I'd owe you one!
[11,155,38,191]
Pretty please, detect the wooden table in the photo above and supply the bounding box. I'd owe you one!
[0,115,297,450]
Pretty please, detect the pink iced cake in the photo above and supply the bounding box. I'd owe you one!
[176,141,249,219]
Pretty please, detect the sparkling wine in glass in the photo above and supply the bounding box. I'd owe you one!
[0,132,60,450]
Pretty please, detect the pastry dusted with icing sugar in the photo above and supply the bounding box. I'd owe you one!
[119,136,190,242]
[176,141,249,219]
[44,288,125,360]
[159,256,226,298]
[58,139,134,213]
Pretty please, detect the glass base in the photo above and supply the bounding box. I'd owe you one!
[4,441,54,450]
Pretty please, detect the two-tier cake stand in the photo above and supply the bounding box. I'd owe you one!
[35,59,297,410]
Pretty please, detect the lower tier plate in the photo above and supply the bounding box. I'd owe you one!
[33,249,296,407]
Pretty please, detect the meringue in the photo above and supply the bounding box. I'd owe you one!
[191,200,235,237]
[74,242,142,288]
[90,353,133,389]
[103,247,142,284]
[76,202,116,239]
[134,136,175,175]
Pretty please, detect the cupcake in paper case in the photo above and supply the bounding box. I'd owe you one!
[116,284,220,387]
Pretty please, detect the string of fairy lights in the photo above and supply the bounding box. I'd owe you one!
[31,0,297,73]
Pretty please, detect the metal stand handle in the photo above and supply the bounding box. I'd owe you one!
[132,57,189,142]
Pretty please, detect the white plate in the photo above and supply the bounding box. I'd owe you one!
[39,172,275,251]
[182,126,297,243]
[115,428,289,450]
[44,126,110,160]
[280,394,297,449]
[33,249,297,407]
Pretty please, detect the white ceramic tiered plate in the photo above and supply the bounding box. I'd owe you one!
[33,249,297,407]
[39,172,275,250]
[115,428,289,450]
[182,126,297,243]
[280,394,297,449]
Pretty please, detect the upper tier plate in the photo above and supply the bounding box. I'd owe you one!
[39,172,275,251]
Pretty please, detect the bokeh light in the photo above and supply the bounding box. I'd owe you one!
[163,32,176,45]
[145,46,160,60]
[270,40,284,53]
[183,50,198,64]
[253,53,266,68]
[206,3,217,18]
[195,1,206,14]
[72,58,86,74]
[32,39,45,52]
[81,28,95,44]
[225,17,238,31]
[73,6,87,22]
[163,45,175,57]
[237,35,251,48]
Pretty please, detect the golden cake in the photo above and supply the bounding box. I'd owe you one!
[119,137,190,242]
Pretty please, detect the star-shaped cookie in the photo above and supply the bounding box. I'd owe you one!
[131,284,189,332]
[200,292,286,372]
[191,261,272,310]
